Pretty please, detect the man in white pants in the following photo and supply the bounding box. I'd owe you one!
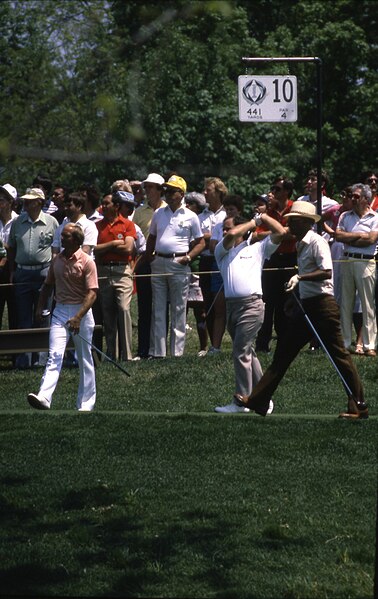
[214,213,285,413]
[27,223,98,411]
[146,175,205,357]
[336,183,378,356]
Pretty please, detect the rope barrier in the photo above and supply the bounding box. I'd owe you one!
[0,257,376,287]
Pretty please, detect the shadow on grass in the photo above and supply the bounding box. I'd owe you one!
[0,564,70,595]
[2,480,240,597]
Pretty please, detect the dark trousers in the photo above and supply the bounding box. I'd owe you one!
[249,294,364,405]
[0,263,17,329]
[256,252,297,350]
[135,261,153,358]
[199,255,216,345]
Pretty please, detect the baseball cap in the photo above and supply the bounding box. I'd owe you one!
[142,173,165,186]
[164,175,187,193]
[185,191,207,209]
[0,183,17,201]
[21,187,45,201]
[112,190,137,207]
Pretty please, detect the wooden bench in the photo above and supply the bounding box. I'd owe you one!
[0,325,103,365]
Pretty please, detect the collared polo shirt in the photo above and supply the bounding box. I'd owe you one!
[8,211,58,265]
[46,248,98,304]
[296,229,334,299]
[150,205,202,254]
[199,206,226,256]
[133,201,167,240]
[215,236,279,298]
[337,209,378,256]
[96,214,137,263]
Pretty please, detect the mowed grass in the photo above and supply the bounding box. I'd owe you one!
[0,297,377,598]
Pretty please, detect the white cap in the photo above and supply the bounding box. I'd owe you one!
[142,173,165,186]
[0,183,17,201]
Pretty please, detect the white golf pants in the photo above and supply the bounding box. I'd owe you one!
[37,303,96,410]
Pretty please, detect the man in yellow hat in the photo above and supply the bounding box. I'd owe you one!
[145,175,205,357]
[220,201,367,420]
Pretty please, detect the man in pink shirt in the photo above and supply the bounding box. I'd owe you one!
[27,223,99,411]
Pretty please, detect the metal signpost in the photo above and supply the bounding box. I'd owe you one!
[240,56,323,230]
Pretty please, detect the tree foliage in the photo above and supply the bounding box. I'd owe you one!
[0,0,376,208]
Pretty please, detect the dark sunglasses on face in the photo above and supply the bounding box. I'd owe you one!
[163,187,180,194]
[271,185,283,192]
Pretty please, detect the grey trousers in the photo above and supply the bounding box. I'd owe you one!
[226,295,265,397]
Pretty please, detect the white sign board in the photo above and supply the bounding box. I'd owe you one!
[238,75,297,122]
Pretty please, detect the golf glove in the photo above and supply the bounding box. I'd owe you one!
[286,274,300,292]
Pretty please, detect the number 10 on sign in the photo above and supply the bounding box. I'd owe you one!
[238,75,298,122]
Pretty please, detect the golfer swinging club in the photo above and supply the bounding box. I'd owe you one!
[226,201,368,420]
[27,223,98,411]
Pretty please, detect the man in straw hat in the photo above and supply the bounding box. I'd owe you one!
[218,201,367,420]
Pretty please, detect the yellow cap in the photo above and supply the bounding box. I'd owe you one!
[164,175,187,193]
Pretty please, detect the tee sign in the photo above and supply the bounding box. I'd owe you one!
[238,75,297,122]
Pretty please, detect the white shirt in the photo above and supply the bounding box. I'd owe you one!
[134,223,146,254]
[337,209,378,256]
[0,210,18,245]
[199,206,226,256]
[150,205,202,254]
[87,210,103,223]
[52,215,98,257]
[210,221,223,244]
[297,194,338,212]
[296,229,334,299]
[215,236,279,298]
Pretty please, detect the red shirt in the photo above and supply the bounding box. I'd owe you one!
[96,215,137,263]
[257,200,296,254]
[370,194,378,212]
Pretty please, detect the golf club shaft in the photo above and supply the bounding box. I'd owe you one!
[290,291,353,397]
[50,313,131,377]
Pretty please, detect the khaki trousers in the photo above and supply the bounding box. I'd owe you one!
[340,257,376,350]
[98,263,134,360]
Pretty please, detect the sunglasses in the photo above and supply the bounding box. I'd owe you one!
[164,187,181,194]
[367,178,377,184]
[351,193,361,199]
[270,186,283,192]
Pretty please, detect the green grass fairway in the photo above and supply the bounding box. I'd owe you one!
[1,303,377,597]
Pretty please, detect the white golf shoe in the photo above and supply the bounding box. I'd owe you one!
[215,399,274,415]
[27,393,50,410]
[215,402,250,413]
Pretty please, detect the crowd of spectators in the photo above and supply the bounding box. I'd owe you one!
[0,168,378,371]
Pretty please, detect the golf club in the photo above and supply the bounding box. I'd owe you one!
[288,289,353,398]
[43,310,131,377]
